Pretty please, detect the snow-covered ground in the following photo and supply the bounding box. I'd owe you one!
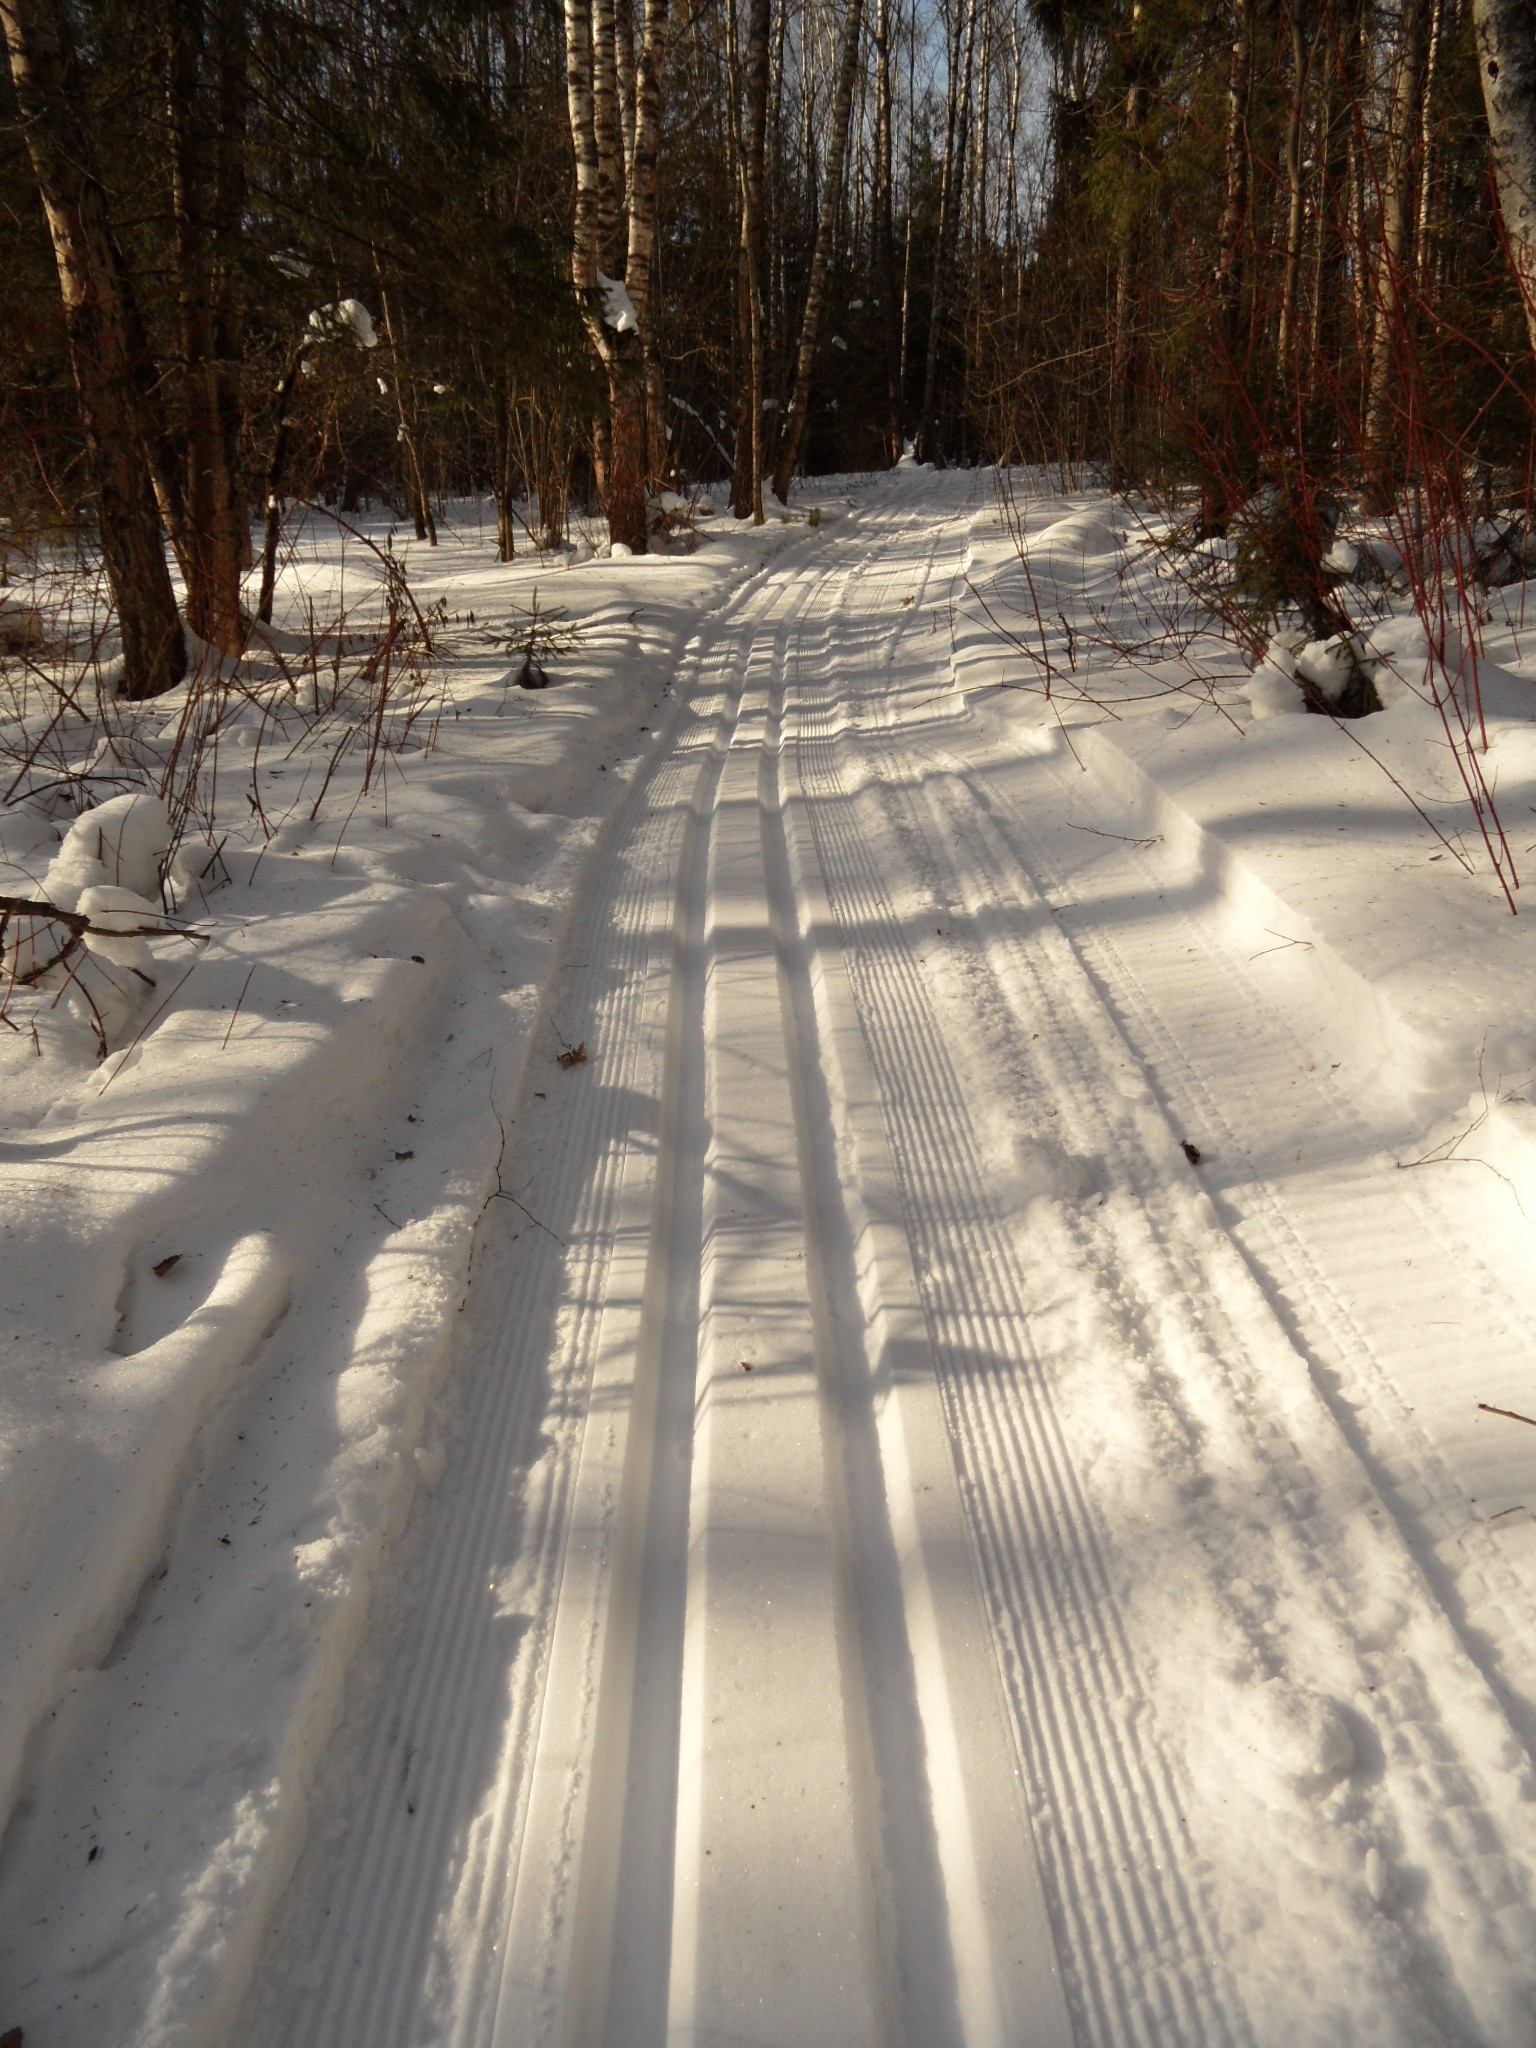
[5,470,1536,2046]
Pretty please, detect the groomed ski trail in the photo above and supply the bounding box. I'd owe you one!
[243,476,1536,2048]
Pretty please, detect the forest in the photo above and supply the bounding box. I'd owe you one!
[2,0,1536,701]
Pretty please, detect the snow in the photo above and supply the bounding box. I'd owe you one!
[48,789,170,904]
[597,271,639,334]
[305,298,379,350]
[6,472,1536,2045]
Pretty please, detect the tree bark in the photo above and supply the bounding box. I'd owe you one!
[1216,0,1252,369]
[915,0,976,464]
[622,0,671,340]
[1276,8,1316,384]
[874,0,901,462]
[773,0,866,500]
[256,340,305,624]
[1108,68,1149,490]
[593,0,625,270]
[1414,0,1446,288]
[730,0,771,517]
[565,0,669,550]
[376,287,436,545]
[1305,3,1357,463]
[1,0,187,698]
[493,387,517,562]
[165,0,249,652]
[1472,0,1536,364]
[1363,0,1435,486]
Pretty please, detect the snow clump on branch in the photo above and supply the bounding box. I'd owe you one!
[306,299,379,350]
[597,273,639,335]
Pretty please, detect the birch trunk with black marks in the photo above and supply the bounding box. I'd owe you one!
[593,0,625,269]
[1,0,187,698]
[1472,0,1536,363]
[566,0,669,549]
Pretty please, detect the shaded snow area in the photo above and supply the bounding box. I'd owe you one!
[5,471,1536,2047]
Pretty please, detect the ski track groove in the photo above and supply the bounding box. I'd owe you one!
[944,730,1536,1747]
[520,561,843,2048]
[271,547,822,2048]
[946,499,1536,1727]
[787,512,1251,2048]
[839,535,1536,2030]
[266,536,843,2039]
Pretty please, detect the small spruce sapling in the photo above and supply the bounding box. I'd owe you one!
[502,588,583,690]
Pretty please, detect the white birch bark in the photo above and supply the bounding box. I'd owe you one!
[1472,0,1536,361]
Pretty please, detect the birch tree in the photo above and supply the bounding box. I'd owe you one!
[772,0,867,501]
[1471,0,1536,363]
[567,0,672,549]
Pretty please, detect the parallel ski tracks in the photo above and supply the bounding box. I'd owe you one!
[248,480,1536,2048]
[811,520,1536,2040]
[256,543,832,2048]
[786,525,1253,2048]
[995,782,1536,1722]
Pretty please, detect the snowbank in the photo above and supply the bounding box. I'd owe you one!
[0,494,806,2046]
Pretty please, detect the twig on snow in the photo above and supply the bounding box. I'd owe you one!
[1479,1402,1536,1429]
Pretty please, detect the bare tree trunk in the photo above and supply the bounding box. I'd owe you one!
[875,0,901,461]
[1,0,187,697]
[727,0,748,510]
[1277,9,1315,383]
[1363,0,1435,484]
[643,331,667,483]
[566,0,604,305]
[165,0,249,652]
[493,387,517,562]
[593,0,625,269]
[744,0,770,513]
[1216,0,1252,368]
[527,397,570,549]
[772,0,867,501]
[1415,0,1446,287]
[1472,0,1536,363]
[377,287,436,545]
[256,339,305,624]
[1306,3,1356,460]
[566,0,670,550]
[1108,70,1149,490]
[615,0,638,183]
[621,0,671,348]
[915,0,977,463]
[730,0,771,517]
